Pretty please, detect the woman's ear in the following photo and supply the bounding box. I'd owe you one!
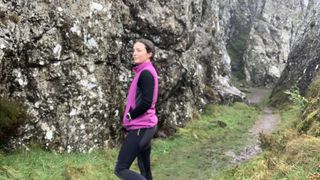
[148,52,153,59]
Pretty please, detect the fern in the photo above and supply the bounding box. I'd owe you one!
[284,86,308,111]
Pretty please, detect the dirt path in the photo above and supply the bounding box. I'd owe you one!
[225,88,281,163]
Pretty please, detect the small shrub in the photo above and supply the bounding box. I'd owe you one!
[0,97,30,147]
[259,133,272,150]
[259,130,298,154]
[284,86,308,111]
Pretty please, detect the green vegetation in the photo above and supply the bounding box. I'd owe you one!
[227,27,250,81]
[222,105,320,179]
[152,102,259,179]
[222,74,320,180]
[0,97,31,147]
[284,86,308,111]
[0,149,119,180]
[298,75,320,137]
[0,102,259,179]
[269,81,295,107]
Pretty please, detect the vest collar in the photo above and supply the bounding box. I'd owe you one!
[132,61,152,73]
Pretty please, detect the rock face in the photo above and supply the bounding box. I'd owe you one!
[227,0,319,87]
[0,0,244,152]
[1,0,319,152]
[270,1,320,104]
[242,0,296,87]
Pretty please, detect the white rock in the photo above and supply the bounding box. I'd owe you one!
[80,79,97,89]
[70,24,81,36]
[57,7,63,12]
[0,43,6,49]
[119,72,128,82]
[69,109,78,116]
[268,65,281,78]
[40,122,49,131]
[34,101,41,108]
[53,44,62,59]
[45,130,54,141]
[90,2,103,11]
[86,38,98,49]
[302,0,309,8]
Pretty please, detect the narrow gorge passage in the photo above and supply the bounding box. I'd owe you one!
[225,88,281,163]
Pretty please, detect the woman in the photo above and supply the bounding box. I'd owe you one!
[115,39,158,180]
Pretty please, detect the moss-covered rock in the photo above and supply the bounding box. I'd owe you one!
[0,97,31,148]
[298,74,320,136]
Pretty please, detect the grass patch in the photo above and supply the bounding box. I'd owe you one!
[152,102,259,179]
[0,102,259,179]
[221,105,320,179]
[0,149,119,180]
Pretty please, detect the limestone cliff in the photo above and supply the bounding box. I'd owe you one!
[270,0,320,104]
[227,0,319,87]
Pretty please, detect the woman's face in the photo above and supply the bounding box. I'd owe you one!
[133,42,152,64]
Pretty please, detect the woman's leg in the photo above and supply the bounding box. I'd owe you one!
[137,126,157,180]
[114,130,147,180]
[138,145,152,180]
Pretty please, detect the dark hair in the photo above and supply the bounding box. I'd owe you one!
[135,38,156,61]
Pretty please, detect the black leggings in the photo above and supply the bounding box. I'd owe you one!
[115,126,157,180]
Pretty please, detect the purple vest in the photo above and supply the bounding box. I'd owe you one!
[123,61,158,130]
